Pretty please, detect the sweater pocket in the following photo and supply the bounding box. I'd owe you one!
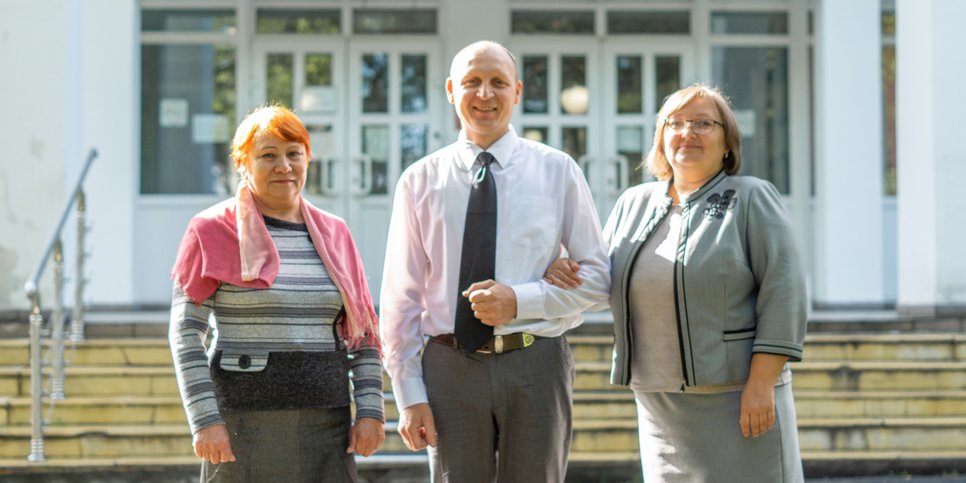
[217,350,269,372]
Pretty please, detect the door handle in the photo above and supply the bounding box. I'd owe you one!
[609,155,629,195]
[577,154,593,181]
[351,154,373,196]
[321,157,339,196]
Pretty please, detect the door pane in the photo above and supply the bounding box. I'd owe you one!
[256,9,340,34]
[655,56,681,112]
[523,56,548,114]
[305,54,333,86]
[141,44,236,194]
[401,54,428,113]
[266,53,294,107]
[511,10,594,34]
[522,126,548,144]
[607,11,689,34]
[561,56,587,115]
[362,53,389,113]
[616,55,642,114]
[618,126,646,186]
[353,9,437,34]
[400,124,428,171]
[712,47,789,193]
[362,125,390,194]
[562,127,586,161]
[305,124,334,195]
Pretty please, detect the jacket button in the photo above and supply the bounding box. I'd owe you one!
[238,355,251,369]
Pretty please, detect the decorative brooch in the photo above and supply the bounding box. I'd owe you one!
[704,189,737,219]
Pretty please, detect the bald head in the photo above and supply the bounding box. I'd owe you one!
[449,41,518,83]
[445,40,522,148]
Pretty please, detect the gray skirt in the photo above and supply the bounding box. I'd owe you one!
[633,383,803,483]
[201,406,357,483]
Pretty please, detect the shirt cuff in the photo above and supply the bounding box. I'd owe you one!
[392,376,428,411]
[512,281,545,320]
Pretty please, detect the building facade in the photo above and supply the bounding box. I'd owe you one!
[2,0,963,316]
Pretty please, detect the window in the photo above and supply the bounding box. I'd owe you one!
[713,46,790,194]
[711,12,788,35]
[607,11,690,35]
[353,9,437,34]
[511,10,595,35]
[140,9,237,195]
[256,9,340,34]
[711,12,791,194]
[882,9,896,195]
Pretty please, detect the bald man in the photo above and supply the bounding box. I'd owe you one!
[380,41,610,482]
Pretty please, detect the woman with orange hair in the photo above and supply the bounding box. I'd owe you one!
[169,105,384,482]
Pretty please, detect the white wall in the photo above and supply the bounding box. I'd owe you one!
[0,1,69,310]
[897,0,966,313]
[79,0,138,306]
[813,0,885,306]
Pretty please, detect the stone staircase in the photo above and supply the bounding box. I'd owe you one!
[0,312,964,480]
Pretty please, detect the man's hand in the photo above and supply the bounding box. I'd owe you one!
[193,423,236,465]
[543,258,582,288]
[347,417,385,457]
[463,280,517,326]
[398,403,438,451]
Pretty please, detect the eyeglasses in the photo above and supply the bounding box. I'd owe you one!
[664,118,724,135]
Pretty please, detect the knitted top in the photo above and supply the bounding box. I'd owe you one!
[169,216,384,434]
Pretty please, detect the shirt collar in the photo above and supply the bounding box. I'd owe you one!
[455,126,520,171]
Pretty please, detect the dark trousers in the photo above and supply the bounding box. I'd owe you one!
[201,406,357,483]
[422,335,575,483]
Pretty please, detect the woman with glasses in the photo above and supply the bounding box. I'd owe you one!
[546,84,806,482]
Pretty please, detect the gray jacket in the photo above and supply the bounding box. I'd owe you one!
[605,171,807,387]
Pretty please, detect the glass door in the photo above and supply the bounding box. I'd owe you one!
[348,39,442,300]
[253,39,348,219]
[512,40,602,219]
[601,41,694,217]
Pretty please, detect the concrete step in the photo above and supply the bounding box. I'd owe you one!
[3,451,966,481]
[0,396,187,426]
[790,361,966,391]
[3,332,964,368]
[4,387,963,430]
[0,339,174,367]
[798,417,966,452]
[4,360,965,399]
[5,416,966,459]
[794,390,966,418]
[0,366,177,398]
[802,333,966,362]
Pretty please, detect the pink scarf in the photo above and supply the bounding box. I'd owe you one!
[171,184,380,350]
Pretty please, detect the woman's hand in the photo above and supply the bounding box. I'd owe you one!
[738,353,789,437]
[739,379,776,438]
[543,258,582,288]
[193,423,236,464]
[347,417,385,457]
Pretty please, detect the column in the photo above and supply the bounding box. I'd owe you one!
[813,0,884,307]
[896,0,966,314]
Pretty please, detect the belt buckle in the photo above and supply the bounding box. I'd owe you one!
[494,335,504,354]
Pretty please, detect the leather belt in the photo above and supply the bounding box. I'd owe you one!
[429,333,537,354]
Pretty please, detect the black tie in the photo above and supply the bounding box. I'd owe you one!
[454,151,498,351]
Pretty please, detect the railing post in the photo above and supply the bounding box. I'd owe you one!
[28,301,46,462]
[49,240,67,400]
[69,190,87,342]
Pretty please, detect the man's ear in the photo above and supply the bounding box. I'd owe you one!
[514,79,522,105]
[446,78,455,105]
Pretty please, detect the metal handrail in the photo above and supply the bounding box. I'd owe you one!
[22,148,97,462]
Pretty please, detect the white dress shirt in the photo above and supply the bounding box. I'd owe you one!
[380,127,611,410]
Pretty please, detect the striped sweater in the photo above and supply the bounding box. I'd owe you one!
[170,217,384,434]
